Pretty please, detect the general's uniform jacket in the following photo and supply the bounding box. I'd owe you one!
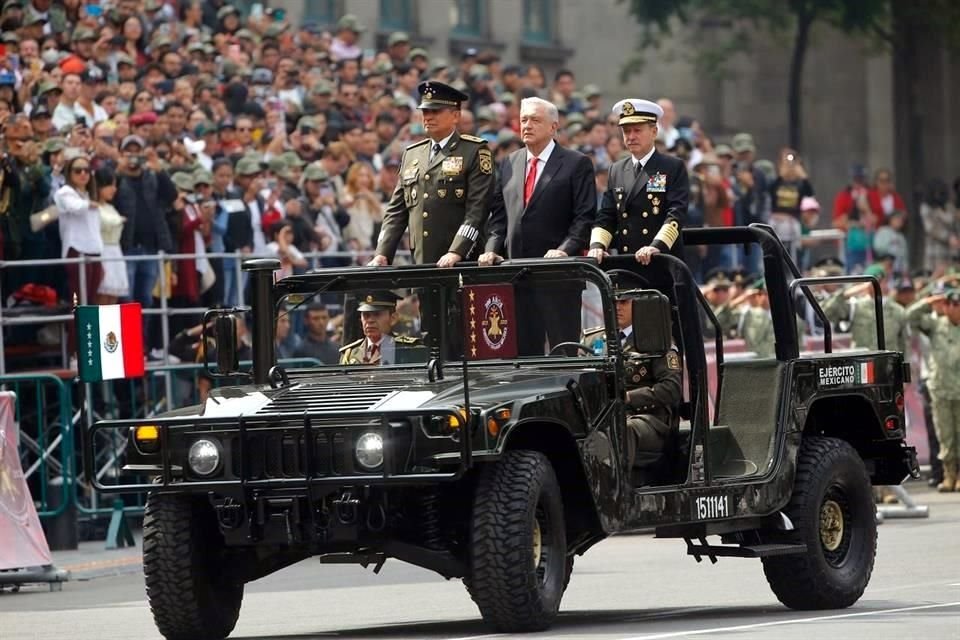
[590,150,689,257]
[338,334,422,365]
[376,132,494,264]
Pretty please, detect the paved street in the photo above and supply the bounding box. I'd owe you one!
[2,482,958,640]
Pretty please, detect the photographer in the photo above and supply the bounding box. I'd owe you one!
[769,148,815,264]
[116,134,176,312]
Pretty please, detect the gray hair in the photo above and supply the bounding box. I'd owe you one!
[520,97,559,124]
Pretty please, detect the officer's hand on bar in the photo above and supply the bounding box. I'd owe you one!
[437,252,462,268]
[587,247,607,263]
[544,249,568,258]
[367,255,389,267]
[635,246,660,265]
[478,252,503,266]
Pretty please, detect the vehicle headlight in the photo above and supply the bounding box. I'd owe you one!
[355,432,384,470]
[187,439,221,476]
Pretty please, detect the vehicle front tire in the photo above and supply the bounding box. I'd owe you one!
[143,493,244,640]
[468,450,567,632]
[762,436,876,610]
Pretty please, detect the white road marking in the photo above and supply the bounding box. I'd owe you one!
[617,601,960,639]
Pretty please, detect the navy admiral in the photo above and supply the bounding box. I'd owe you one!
[369,81,494,267]
[339,291,422,365]
[587,99,690,265]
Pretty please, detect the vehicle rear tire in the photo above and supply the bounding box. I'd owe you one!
[143,493,243,640]
[468,450,567,632]
[762,436,876,610]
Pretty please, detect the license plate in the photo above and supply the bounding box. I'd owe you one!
[693,494,731,520]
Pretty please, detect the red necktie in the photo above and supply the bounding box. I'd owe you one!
[364,342,380,363]
[523,157,538,206]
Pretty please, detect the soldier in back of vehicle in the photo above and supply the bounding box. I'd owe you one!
[906,289,960,492]
[581,291,682,469]
[820,264,909,354]
[339,291,422,365]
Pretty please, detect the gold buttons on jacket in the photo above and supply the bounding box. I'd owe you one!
[622,229,628,235]
[423,193,429,199]
[622,213,628,219]
[423,230,429,237]
[423,212,429,218]
[642,229,648,235]
[642,212,648,217]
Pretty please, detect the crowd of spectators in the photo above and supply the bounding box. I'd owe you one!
[0,1,958,362]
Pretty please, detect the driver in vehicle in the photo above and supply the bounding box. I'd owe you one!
[582,290,682,467]
[339,291,422,365]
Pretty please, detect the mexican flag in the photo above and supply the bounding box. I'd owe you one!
[75,304,145,382]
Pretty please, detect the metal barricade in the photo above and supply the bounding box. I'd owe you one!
[0,373,75,519]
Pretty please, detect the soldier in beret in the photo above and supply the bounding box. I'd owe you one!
[370,80,494,268]
[339,291,422,365]
[588,98,690,265]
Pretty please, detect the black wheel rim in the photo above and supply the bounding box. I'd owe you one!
[820,485,853,567]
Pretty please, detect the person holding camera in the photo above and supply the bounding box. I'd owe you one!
[116,134,176,311]
[769,148,815,265]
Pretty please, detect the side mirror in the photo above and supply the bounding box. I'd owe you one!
[215,314,240,375]
[630,290,672,354]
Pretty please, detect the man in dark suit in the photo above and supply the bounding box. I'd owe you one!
[587,98,689,266]
[480,97,597,354]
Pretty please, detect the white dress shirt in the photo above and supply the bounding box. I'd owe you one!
[525,139,556,192]
[55,185,104,257]
[632,146,656,173]
[429,132,456,160]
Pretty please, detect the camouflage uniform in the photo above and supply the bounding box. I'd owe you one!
[907,296,960,490]
[581,327,682,465]
[739,306,776,359]
[822,292,909,354]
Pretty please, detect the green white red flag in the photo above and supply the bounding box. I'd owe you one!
[75,304,145,382]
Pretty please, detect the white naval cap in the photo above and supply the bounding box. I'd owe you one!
[611,98,663,126]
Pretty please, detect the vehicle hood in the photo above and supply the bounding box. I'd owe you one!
[192,365,598,418]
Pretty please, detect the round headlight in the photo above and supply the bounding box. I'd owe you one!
[188,439,221,476]
[355,432,384,470]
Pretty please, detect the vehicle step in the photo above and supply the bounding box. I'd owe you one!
[686,541,806,559]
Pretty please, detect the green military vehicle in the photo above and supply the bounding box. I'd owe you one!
[88,225,918,640]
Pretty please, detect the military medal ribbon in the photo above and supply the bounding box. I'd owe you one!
[75,303,145,382]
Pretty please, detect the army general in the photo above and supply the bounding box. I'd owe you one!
[587,98,690,266]
[370,81,494,267]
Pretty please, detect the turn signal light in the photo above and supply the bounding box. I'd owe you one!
[884,418,899,431]
[447,407,468,430]
[486,408,513,437]
[134,425,160,453]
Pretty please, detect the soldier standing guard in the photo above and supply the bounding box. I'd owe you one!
[587,98,690,266]
[370,80,494,267]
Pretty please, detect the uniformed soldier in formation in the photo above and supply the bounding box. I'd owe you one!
[370,80,494,267]
[339,291,422,365]
[820,264,908,354]
[906,289,960,492]
[701,268,738,340]
[736,279,777,358]
[587,98,690,266]
[581,290,682,472]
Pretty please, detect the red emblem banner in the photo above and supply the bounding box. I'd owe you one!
[462,284,518,360]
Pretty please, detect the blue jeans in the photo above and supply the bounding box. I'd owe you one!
[125,247,160,309]
[222,257,248,308]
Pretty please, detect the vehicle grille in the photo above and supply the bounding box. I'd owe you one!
[258,380,398,414]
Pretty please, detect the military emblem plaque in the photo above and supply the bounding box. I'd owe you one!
[462,284,518,360]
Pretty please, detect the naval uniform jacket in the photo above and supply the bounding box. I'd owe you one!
[590,150,689,257]
[376,132,494,264]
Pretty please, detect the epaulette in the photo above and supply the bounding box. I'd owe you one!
[394,335,422,345]
[338,338,363,353]
[406,139,430,150]
[459,134,486,144]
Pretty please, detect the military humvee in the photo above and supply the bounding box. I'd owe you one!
[88,225,918,640]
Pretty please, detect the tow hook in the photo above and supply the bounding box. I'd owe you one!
[333,490,360,524]
[215,497,244,529]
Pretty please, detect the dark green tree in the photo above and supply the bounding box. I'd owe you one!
[620,0,887,150]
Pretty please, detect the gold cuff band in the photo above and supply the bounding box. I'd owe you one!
[654,221,679,249]
[590,228,613,248]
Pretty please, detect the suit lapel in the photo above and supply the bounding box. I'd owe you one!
[426,131,460,173]
[524,144,564,211]
[509,149,526,215]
